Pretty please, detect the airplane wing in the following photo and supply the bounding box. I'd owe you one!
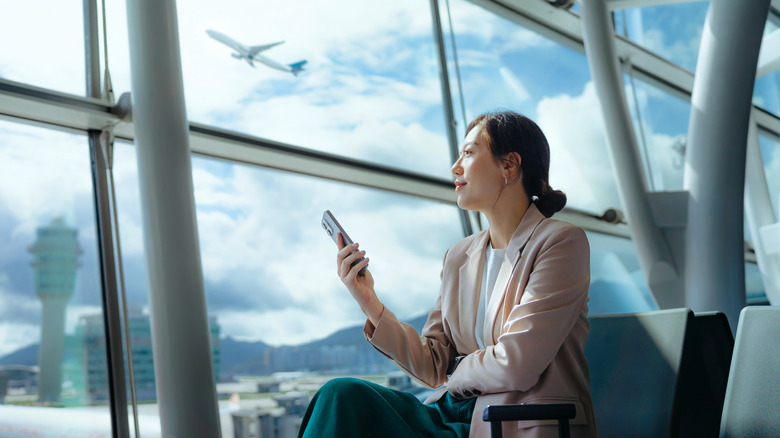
[248,41,284,56]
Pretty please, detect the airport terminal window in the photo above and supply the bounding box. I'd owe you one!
[624,76,689,191]
[442,0,622,217]
[0,120,111,434]
[586,231,657,315]
[753,21,780,118]
[103,1,454,180]
[746,262,769,305]
[109,142,464,436]
[612,2,708,74]
[0,0,86,95]
[759,131,780,217]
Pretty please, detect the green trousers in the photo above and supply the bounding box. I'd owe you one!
[298,377,475,438]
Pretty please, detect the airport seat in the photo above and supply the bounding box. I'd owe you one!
[676,311,733,437]
[586,308,732,438]
[720,306,780,437]
[482,308,733,438]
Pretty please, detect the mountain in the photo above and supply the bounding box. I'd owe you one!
[218,337,270,377]
[300,313,428,348]
[0,343,37,366]
[0,313,431,378]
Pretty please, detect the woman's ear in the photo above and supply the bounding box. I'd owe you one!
[503,152,522,180]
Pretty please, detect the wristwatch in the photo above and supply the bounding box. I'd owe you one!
[446,355,464,378]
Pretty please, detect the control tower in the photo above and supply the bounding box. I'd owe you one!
[28,217,82,403]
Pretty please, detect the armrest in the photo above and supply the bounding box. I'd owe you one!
[483,403,575,438]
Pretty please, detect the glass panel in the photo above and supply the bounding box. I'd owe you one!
[746,262,769,305]
[753,21,780,117]
[0,121,112,434]
[624,76,690,191]
[586,231,657,315]
[105,1,453,179]
[444,0,621,216]
[111,141,464,436]
[759,131,780,218]
[612,2,708,73]
[0,0,86,95]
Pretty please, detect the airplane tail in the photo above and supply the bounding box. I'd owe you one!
[288,60,307,76]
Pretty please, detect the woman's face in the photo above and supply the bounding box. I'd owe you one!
[451,127,505,212]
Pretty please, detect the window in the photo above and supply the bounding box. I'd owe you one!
[612,2,708,73]
[624,76,690,191]
[586,231,657,314]
[0,0,86,95]
[105,1,454,179]
[0,120,111,434]
[110,141,464,436]
[443,0,621,216]
[759,130,780,217]
[753,21,780,117]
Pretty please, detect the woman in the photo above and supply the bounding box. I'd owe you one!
[299,111,597,438]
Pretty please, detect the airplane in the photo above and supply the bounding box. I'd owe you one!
[206,30,307,76]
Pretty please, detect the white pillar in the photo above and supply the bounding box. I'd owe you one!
[125,0,220,435]
[684,0,770,327]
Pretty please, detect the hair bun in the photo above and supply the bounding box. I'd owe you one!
[534,188,567,217]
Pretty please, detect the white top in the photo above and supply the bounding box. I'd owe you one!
[475,243,506,349]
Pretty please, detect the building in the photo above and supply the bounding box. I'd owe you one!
[28,217,81,403]
[72,305,220,402]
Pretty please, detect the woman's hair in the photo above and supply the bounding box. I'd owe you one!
[466,111,566,218]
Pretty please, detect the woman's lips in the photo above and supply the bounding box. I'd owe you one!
[454,181,466,191]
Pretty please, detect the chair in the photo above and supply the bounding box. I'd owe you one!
[675,311,734,437]
[482,308,734,438]
[720,306,780,437]
[586,308,691,437]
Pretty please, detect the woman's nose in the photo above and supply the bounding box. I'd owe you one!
[451,157,462,176]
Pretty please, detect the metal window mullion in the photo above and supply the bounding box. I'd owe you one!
[431,0,473,237]
[87,130,129,438]
[84,0,129,436]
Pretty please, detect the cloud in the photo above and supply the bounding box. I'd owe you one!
[0,2,85,94]
[185,160,464,344]
[499,67,531,102]
[536,82,622,214]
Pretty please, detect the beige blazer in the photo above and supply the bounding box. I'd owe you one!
[365,204,597,438]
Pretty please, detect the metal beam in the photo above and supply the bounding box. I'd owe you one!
[604,0,706,10]
[188,124,457,205]
[430,0,474,236]
[84,0,129,435]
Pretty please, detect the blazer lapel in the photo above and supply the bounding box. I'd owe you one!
[457,229,489,350]
[483,204,546,345]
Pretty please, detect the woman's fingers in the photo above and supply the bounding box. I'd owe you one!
[340,249,366,277]
[337,239,358,262]
[344,256,370,281]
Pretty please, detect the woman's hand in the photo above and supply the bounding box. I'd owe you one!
[337,233,384,326]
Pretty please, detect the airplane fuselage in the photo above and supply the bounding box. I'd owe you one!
[206,30,304,75]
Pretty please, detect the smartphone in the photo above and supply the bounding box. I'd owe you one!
[321,210,367,276]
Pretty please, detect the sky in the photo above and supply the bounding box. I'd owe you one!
[0,0,777,360]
